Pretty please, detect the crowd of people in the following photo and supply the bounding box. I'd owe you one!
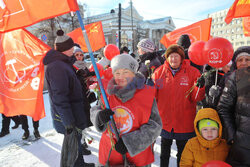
[1,30,249,167]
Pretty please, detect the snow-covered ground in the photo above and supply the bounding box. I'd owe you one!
[0,93,177,167]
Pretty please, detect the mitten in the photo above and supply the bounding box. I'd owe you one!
[98,108,114,125]
[209,85,221,98]
[115,138,128,154]
[196,75,205,88]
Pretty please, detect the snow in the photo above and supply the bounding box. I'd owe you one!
[0,93,177,167]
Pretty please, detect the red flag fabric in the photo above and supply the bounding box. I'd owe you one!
[243,16,250,36]
[160,18,212,48]
[0,0,79,32]
[0,29,50,121]
[225,0,250,24]
[68,21,106,52]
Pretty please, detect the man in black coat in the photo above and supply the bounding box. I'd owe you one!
[217,65,250,166]
[43,30,94,167]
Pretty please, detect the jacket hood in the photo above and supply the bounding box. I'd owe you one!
[194,108,223,148]
[139,51,159,63]
[43,49,73,65]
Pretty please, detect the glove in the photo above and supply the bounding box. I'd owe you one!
[88,71,96,77]
[65,125,74,135]
[98,108,114,125]
[209,85,221,98]
[196,75,205,88]
[76,69,88,77]
[115,138,128,154]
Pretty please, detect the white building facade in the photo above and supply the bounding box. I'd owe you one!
[83,6,175,53]
[208,9,250,50]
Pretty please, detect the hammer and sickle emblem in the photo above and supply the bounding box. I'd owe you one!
[210,51,219,60]
[90,25,99,33]
[4,59,26,84]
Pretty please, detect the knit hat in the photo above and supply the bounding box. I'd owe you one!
[198,119,219,132]
[177,34,191,49]
[165,44,185,60]
[233,46,250,62]
[137,38,155,53]
[55,30,74,52]
[74,47,84,54]
[111,54,139,74]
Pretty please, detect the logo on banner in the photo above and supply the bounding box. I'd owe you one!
[112,106,133,135]
[208,48,222,64]
[0,50,40,98]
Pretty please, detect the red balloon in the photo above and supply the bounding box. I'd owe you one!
[89,63,104,77]
[188,41,207,65]
[203,37,234,68]
[104,44,120,60]
[202,160,231,167]
[103,67,113,81]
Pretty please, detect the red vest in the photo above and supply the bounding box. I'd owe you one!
[99,87,155,166]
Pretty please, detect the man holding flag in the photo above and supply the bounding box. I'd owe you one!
[43,30,94,167]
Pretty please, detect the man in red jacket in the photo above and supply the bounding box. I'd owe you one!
[152,44,205,167]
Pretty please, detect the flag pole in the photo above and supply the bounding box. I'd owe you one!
[75,10,128,165]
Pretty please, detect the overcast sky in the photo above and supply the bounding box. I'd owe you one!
[78,0,234,28]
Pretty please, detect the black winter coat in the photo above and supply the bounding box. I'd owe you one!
[138,52,162,79]
[217,67,250,166]
[43,49,87,134]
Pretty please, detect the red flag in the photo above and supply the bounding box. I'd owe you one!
[225,0,250,24]
[160,18,212,48]
[68,21,106,52]
[0,0,79,32]
[243,16,250,36]
[0,29,50,121]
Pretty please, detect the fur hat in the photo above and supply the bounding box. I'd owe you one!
[198,118,219,132]
[55,30,74,52]
[233,46,250,62]
[177,34,191,49]
[137,38,155,53]
[230,46,250,70]
[111,54,139,74]
[165,44,185,59]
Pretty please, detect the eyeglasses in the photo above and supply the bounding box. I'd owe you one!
[75,54,84,57]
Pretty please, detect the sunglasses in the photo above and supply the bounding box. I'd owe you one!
[75,54,84,57]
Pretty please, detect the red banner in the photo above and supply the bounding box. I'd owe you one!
[68,21,106,52]
[160,18,212,48]
[0,29,50,121]
[0,0,79,32]
[243,16,250,36]
[225,0,250,24]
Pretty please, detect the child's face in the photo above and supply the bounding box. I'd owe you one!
[114,69,135,87]
[201,127,219,140]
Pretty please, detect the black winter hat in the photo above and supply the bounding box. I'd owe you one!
[55,30,74,52]
[177,34,191,50]
[120,46,130,54]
